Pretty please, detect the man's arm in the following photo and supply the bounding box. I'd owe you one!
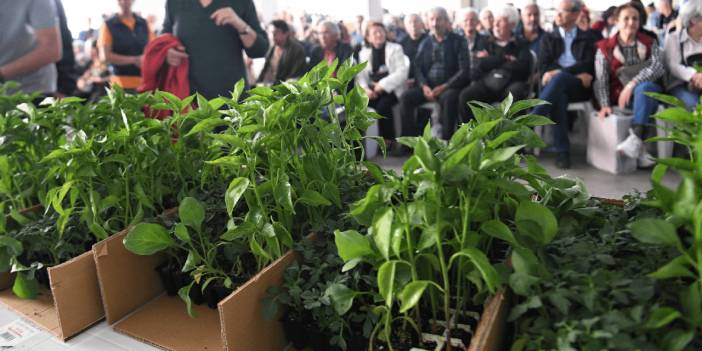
[0,26,62,80]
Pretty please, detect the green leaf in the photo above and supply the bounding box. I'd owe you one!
[0,236,24,257]
[487,131,520,149]
[231,79,245,101]
[449,248,500,293]
[515,202,558,244]
[372,207,394,260]
[630,219,680,247]
[378,260,398,307]
[480,145,525,170]
[182,251,200,272]
[185,118,229,137]
[334,230,374,262]
[645,307,681,329]
[399,281,429,313]
[414,138,439,172]
[225,177,249,217]
[325,283,358,315]
[663,329,695,351]
[174,223,190,243]
[250,236,273,262]
[12,271,39,299]
[508,100,550,117]
[511,247,540,276]
[274,175,294,212]
[442,141,477,174]
[649,255,695,279]
[298,190,332,207]
[514,114,555,127]
[480,220,518,246]
[646,92,687,109]
[179,197,205,232]
[123,223,175,255]
[178,283,196,318]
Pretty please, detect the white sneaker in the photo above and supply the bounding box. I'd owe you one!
[617,129,643,159]
[637,150,656,168]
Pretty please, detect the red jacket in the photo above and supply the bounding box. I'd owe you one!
[596,33,654,104]
[139,34,190,103]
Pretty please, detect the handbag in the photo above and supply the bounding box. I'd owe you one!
[615,61,648,87]
[483,68,512,93]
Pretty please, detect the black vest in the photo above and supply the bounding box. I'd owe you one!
[105,15,149,77]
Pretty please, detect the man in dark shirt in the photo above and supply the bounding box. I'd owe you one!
[515,3,546,55]
[163,0,269,99]
[307,21,354,71]
[400,14,427,86]
[532,0,597,169]
[396,7,470,145]
[257,20,306,85]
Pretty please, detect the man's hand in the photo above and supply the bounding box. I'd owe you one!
[541,69,560,86]
[598,106,612,119]
[211,7,246,31]
[166,45,188,67]
[365,88,377,100]
[422,85,435,101]
[691,73,702,89]
[576,73,593,88]
[373,84,386,96]
[431,84,447,98]
[134,55,143,68]
[618,83,635,110]
[476,50,488,58]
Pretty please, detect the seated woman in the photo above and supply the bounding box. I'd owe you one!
[594,2,664,168]
[458,5,531,125]
[664,1,702,111]
[356,21,409,148]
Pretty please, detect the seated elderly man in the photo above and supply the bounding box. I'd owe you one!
[257,20,307,85]
[460,8,490,56]
[515,2,546,54]
[531,0,598,169]
[308,20,354,71]
[664,0,702,111]
[458,5,532,123]
[396,7,470,147]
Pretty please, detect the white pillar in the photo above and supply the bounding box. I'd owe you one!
[365,0,384,21]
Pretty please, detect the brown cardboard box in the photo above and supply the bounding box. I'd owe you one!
[0,250,104,340]
[93,229,296,351]
[466,289,510,351]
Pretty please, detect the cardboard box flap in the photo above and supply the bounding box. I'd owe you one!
[93,229,165,324]
[0,288,60,337]
[49,250,104,339]
[218,249,298,351]
[114,294,222,351]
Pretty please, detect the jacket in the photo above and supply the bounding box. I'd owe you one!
[538,27,597,76]
[356,42,410,98]
[308,42,355,70]
[414,32,471,89]
[596,32,655,104]
[139,34,190,118]
[257,38,307,84]
[471,37,531,82]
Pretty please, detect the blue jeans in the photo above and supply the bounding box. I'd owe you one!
[532,72,590,153]
[669,85,700,111]
[630,81,661,126]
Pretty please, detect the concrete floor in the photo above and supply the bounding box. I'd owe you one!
[371,146,682,200]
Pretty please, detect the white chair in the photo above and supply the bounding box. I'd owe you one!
[419,102,442,138]
[533,101,593,155]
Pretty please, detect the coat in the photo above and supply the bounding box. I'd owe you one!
[356,42,410,98]
[257,38,307,84]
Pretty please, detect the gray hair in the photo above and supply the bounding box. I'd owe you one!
[429,7,450,21]
[459,7,479,20]
[480,8,493,18]
[493,5,520,26]
[318,20,340,37]
[680,0,702,28]
[523,1,540,14]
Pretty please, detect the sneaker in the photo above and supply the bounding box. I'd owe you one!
[555,152,571,169]
[637,150,656,168]
[616,129,643,159]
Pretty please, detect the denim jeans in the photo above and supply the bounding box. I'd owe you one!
[630,81,661,126]
[532,71,590,153]
[669,85,700,111]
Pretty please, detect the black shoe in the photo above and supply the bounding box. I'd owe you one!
[389,144,411,157]
[555,152,571,169]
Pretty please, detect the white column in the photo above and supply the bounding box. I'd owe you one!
[365,0,384,21]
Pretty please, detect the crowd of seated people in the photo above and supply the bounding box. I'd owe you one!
[59,0,698,170]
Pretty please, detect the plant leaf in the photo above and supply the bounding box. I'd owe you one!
[334,230,374,262]
[372,207,394,260]
[377,260,398,307]
[178,283,196,318]
[179,197,205,232]
[123,223,175,255]
[480,220,518,246]
[630,219,680,247]
[645,307,681,329]
[325,283,358,315]
[298,190,332,207]
[226,177,250,217]
[399,281,429,313]
[174,223,190,243]
[649,255,695,279]
[515,202,558,244]
[449,248,500,293]
[12,271,39,299]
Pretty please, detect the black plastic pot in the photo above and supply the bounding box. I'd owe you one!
[156,263,180,296]
[282,314,310,350]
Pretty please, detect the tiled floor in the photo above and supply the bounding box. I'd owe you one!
[2,147,682,350]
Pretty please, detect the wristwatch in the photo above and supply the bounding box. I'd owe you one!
[239,26,250,35]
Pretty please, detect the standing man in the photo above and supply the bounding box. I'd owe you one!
[98,0,155,92]
[532,0,597,169]
[0,0,62,96]
[397,7,470,143]
[163,0,269,99]
[515,2,546,54]
[257,20,307,85]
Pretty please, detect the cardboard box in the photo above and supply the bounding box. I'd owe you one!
[0,250,104,340]
[93,229,295,351]
[466,289,510,351]
[587,111,637,174]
